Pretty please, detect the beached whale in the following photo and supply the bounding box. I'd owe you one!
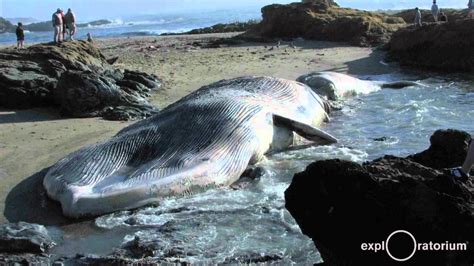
[297,71,419,101]
[43,73,416,217]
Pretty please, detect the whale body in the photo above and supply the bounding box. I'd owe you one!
[44,76,337,217]
[44,72,415,217]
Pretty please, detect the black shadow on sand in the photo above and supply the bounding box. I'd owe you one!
[344,49,398,75]
[4,167,76,226]
[0,108,61,124]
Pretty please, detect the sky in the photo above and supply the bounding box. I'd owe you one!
[0,0,469,21]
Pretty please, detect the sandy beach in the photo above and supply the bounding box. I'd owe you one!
[0,32,397,224]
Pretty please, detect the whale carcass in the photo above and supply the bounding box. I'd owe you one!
[44,72,413,217]
[44,76,339,217]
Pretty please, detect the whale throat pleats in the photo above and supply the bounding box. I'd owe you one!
[43,76,330,217]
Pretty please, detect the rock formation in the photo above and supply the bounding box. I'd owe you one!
[184,21,258,35]
[0,222,55,264]
[285,129,473,265]
[0,41,162,120]
[385,19,474,72]
[243,0,405,46]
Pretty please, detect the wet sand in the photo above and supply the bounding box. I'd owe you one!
[0,32,397,223]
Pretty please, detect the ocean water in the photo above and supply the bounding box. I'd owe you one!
[0,8,262,45]
[51,73,474,263]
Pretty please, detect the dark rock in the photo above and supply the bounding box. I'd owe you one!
[223,252,283,263]
[285,129,473,265]
[243,0,405,47]
[0,222,55,254]
[0,41,162,120]
[106,56,119,65]
[0,253,52,265]
[408,129,471,169]
[386,19,474,72]
[232,166,265,189]
[241,166,266,180]
[59,253,157,265]
[185,21,259,35]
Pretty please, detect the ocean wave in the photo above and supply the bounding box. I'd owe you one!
[119,28,193,36]
[124,17,185,26]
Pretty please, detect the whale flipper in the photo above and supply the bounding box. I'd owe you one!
[380,81,420,89]
[273,114,338,144]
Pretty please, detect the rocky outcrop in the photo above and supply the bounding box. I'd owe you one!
[243,0,405,46]
[285,129,473,265]
[408,129,472,169]
[0,222,55,264]
[184,21,258,35]
[0,41,162,120]
[394,8,468,23]
[386,19,474,72]
[0,222,55,254]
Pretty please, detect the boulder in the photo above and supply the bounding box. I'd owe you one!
[243,0,405,46]
[408,129,472,169]
[0,221,55,264]
[0,222,55,254]
[285,129,473,265]
[386,19,474,72]
[0,41,162,120]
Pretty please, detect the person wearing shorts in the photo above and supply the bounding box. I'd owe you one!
[52,8,63,44]
[16,22,24,49]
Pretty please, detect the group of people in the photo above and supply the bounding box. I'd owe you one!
[414,1,447,27]
[414,0,473,27]
[15,7,77,49]
[52,8,77,44]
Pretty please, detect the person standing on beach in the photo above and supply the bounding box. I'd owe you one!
[414,7,422,27]
[60,9,66,41]
[52,8,63,44]
[15,22,24,49]
[468,0,474,19]
[65,8,77,40]
[431,1,439,21]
